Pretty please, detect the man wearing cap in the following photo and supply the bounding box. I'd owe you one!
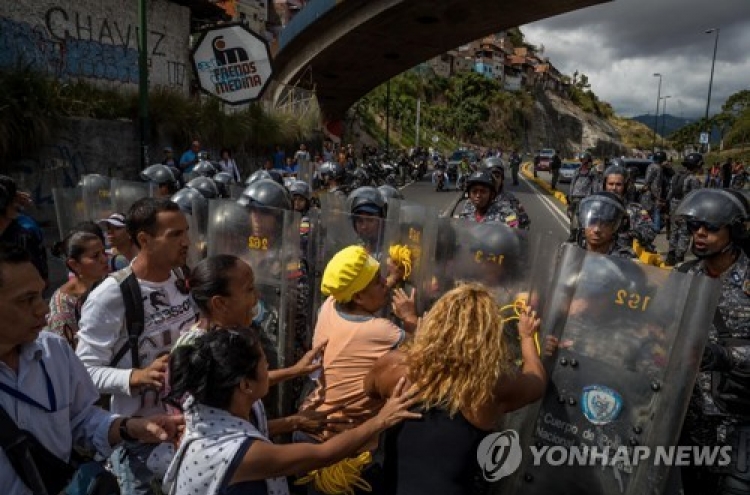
[297,246,417,447]
[97,213,138,271]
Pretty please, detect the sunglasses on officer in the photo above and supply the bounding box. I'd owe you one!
[686,220,723,233]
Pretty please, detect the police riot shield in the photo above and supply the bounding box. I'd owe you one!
[298,159,314,187]
[186,196,209,268]
[229,184,245,200]
[207,200,301,417]
[310,200,397,318]
[52,187,86,240]
[497,243,721,495]
[81,174,113,221]
[383,201,440,315]
[110,179,153,215]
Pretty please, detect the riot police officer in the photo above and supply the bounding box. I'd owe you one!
[140,164,179,198]
[486,163,530,229]
[348,186,387,257]
[642,150,670,233]
[575,192,636,258]
[603,160,657,252]
[186,176,221,200]
[319,161,349,198]
[459,170,529,228]
[675,188,750,495]
[567,152,601,241]
[665,153,704,266]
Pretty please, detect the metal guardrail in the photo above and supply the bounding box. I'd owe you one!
[278,0,337,51]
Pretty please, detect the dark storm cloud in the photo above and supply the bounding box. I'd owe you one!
[523,0,750,117]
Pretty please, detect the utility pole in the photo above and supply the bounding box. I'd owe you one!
[415,98,421,148]
[385,80,391,154]
[138,0,149,169]
[703,28,720,153]
[660,96,671,147]
[652,73,662,152]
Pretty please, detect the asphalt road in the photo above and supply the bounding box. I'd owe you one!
[401,171,571,245]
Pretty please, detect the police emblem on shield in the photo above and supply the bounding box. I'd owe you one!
[581,385,623,425]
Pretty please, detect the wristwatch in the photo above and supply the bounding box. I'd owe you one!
[119,417,137,442]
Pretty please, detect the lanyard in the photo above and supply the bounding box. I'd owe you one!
[0,360,57,413]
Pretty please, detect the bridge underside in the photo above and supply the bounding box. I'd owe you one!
[272,0,609,121]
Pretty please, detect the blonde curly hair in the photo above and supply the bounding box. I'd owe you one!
[405,282,515,416]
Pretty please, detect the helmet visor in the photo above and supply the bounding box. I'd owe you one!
[578,198,624,230]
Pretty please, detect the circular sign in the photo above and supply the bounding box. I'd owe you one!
[191,24,273,105]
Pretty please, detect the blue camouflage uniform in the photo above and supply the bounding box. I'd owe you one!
[667,172,702,260]
[459,192,530,229]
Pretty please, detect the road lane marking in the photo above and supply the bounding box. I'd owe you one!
[521,175,570,231]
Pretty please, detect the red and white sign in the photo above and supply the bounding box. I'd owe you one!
[191,24,273,105]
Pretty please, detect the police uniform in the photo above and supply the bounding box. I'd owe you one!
[668,173,702,261]
[642,163,665,212]
[568,168,601,236]
[459,193,530,229]
[620,202,657,251]
[681,251,750,493]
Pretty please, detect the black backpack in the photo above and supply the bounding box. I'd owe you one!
[670,171,689,200]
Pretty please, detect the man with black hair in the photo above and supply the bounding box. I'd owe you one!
[76,198,198,495]
[675,189,750,495]
[0,244,182,495]
[0,176,48,284]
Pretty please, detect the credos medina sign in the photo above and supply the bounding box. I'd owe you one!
[191,24,272,105]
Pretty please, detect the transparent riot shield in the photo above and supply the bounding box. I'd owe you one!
[383,201,440,315]
[298,159,314,187]
[310,202,397,319]
[229,184,245,200]
[498,243,721,495]
[81,174,113,221]
[207,200,301,418]
[110,179,153,215]
[186,196,209,268]
[52,187,86,240]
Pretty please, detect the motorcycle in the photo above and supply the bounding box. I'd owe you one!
[434,169,446,192]
[411,162,423,182]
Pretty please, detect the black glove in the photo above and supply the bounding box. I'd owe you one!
[701,343,731,371]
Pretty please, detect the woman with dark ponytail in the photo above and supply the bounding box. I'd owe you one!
[48,228,109,347]
[163,327,420,495]
[172,254,330,434]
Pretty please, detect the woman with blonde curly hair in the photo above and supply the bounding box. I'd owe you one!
[365,282,546,495]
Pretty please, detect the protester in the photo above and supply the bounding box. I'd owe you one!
[162,327,420,495]
[365,283,545,495]
[48,230,109,348]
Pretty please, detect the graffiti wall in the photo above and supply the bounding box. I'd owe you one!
[6,118,141,211]
[0,0,190,90]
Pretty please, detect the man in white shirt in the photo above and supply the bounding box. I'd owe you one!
[76,198,198,495]
[0,244,182,495]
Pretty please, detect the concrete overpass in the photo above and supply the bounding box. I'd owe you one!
[271,0,610,122]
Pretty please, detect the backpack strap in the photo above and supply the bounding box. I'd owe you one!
[109,268,145,369]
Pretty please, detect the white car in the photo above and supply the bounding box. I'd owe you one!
[558,161,581,183]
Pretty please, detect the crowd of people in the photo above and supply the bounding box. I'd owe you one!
[0,138,748,495]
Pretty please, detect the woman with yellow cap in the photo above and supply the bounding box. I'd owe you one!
[296,245,418,493]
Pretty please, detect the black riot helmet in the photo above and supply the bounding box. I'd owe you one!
[466,170,497,195]
[288,180,312,201]
[245,170,272,186]
[578,192,627,231]
[141,164,178,187]
[186,177,220,199]
[170,187,207,216]
[348,186,386,218]
[378,184,404,204]
[192,160,217,178]
[467,222,523,285]
[79,174,110,191]
[675,189,749,257]
[652,151,668,164]
[607,157,626,169]
[213,172,234,198]
[603,165,627,180]
[682,153,704,170]
[237,178,292,210]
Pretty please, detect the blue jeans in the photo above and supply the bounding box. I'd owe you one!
[651,206,663,233]
[111,442,159,495]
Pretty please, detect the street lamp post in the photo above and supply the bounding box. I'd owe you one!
[652,73,662,152]
[703,28,720,152]
[660,96,672,147]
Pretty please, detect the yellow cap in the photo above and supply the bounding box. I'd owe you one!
[321,245,380,303]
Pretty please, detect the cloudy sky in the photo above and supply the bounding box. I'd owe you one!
[522,0,750,119]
